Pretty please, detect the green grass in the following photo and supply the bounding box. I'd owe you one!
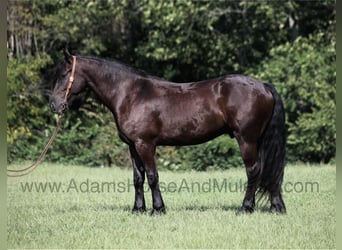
[8,163,335,249]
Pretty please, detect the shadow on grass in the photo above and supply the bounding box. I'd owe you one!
[181,204,272,213]
[183,204,241,212]
[55,204,132,214]
[56,203,274,214]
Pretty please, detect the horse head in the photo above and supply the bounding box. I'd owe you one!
[50,48,87,115]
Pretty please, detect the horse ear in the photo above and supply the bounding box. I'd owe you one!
[63,47,73,64]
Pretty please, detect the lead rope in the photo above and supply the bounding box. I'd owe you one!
[7,116,63,177]
[7,56,77,177]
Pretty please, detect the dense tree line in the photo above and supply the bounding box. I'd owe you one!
[7,0,335,169]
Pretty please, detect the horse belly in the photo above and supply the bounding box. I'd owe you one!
[157,107,227,146]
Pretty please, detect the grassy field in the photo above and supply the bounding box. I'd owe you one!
[7,163,335,249]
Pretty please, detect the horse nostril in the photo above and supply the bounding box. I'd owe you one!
[61,103,67,111]
[50,103,56,112]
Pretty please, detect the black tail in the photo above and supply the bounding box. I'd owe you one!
[258,83,286,202]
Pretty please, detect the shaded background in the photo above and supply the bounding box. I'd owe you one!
[7,0,335,169]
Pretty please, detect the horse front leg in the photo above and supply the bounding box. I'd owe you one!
[134,140,165,215]
[129,145,146,213]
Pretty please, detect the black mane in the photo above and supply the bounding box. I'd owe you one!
[78,55,148,78]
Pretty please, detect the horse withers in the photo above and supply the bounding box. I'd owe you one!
[50,49,286,215]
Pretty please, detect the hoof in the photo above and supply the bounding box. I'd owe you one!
[150,207,166,216]
[270,204,286,214]
[132,207,146,214]
[236,206,254,215]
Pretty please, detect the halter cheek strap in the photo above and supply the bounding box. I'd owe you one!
[63,55,77,103]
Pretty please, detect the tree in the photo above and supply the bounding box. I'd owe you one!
[252,33,335,163]
[135,1,291,81]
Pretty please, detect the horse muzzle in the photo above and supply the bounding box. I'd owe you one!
[50,102,67,115]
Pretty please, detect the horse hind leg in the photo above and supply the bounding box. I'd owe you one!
[236,139,261,214]
[270,192,286,213]
[258,129,287,214]
[129,145,146,213]
[267,172,286,213]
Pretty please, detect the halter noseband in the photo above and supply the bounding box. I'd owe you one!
[63,55,77,103]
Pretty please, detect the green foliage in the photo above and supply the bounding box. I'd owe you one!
[156,137,243,171]
[7,55,52,162]
[47,109,130,167]
[135,1,290,81]
[187,137,243,171]
[252,33,335,163]
[157,146,188,171]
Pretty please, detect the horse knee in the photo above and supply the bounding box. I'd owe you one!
[146,171,159,188]
[134,173,145,188]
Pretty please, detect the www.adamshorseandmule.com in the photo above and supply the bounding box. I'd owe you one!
[17,178,319,194]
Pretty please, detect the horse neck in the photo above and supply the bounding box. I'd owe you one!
[79,57,136,111]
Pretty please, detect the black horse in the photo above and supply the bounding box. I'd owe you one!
[50,49,286,215]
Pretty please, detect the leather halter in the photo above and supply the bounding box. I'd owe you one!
[63,55,77,103]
